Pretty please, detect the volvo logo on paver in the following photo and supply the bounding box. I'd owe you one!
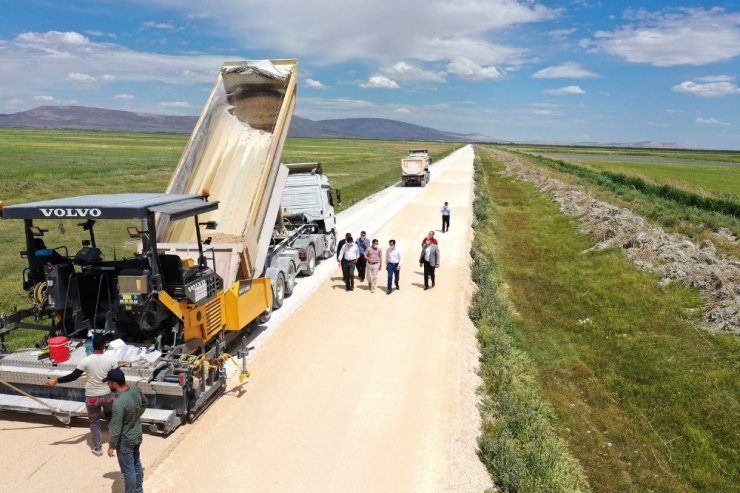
[39,208,102,218]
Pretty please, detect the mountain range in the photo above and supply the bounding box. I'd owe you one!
[0,105,484,143]
[0,105,690,148]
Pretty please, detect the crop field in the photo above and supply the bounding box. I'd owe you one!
[472,147,739,492]
[0,128,459,348]
[508,146,740,200]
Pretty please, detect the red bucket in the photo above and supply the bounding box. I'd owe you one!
[48,336,70,363]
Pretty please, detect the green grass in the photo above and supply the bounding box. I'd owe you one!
[0,129,459,350]
[474,146,739,491]
[508,144,740,165]
[499,147,740,256]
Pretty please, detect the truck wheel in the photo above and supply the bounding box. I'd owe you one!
[285,263,296,296]
[302,245,316,276]
[326,231,336,258]
[273,272,285,309]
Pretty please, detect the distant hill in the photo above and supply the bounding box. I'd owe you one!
[0,105,198,133]
[0,105,481,142]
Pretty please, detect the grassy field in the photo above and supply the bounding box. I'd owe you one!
[473,146,739,492]
[0,128,459,349]
[500,146,740,257]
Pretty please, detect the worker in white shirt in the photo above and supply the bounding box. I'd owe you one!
[337,233,360,291]
[441,202,451,232]
[385,239,402,294]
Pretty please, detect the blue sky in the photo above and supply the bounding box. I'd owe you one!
[0,1,738,149]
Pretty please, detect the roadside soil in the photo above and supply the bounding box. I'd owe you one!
[0,146,492,492]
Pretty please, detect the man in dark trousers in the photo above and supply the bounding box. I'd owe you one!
[46,335,117,456]
[337,233,360,291]
[355,231,371,283]
[105,368,147,493]
[441,202,451,233]
[419,237,440,290]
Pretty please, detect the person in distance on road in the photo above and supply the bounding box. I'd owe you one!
[421,230,438,247]
[364,238,383,293]
[337,233,360,291]
[355,231,371,283]
[419,237,440,290]
[46,334,117,457]
[105,368,147,493]
[441,202,451,233]
[385,239,402,294]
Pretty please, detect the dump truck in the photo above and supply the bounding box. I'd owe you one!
[0,59,336,433]
[401,149,431,186]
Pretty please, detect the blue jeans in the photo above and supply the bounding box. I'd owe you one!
[386,263,399,291]
[117,438,144,493]
[86,392,114,450]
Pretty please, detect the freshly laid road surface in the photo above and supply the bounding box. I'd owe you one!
[0,145,492,492]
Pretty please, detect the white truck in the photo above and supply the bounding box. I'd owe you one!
[401,149,431,186]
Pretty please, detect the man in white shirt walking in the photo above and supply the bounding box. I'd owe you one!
[441,201,451,233]
[337,233,360,291]
[385,239,402,294]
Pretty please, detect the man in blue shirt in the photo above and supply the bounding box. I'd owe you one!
[355,231,371,283]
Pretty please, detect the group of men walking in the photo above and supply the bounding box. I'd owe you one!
[336,202,450,294]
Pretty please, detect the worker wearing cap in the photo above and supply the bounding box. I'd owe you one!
[46,335,117,456]
[105,368,147,493]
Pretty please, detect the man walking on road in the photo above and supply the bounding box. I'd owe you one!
[46,335,117,456]
[355,231,371,283]
[419,238,440,290]
[364,239,382,293]
[385,239,402,294]
[441,202,451,232]
[105,368,147,493]
[421,230,438,247]
[337,234,360,291]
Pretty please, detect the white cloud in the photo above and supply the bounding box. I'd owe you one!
[696,117,729,126]
[67,72,97,83]
[114,94,135,100]
[6,98,24,108]
[393,107,410,114]
[33,95,55,101]
[695,75,734,82]
[142,21,177,30]
[359,76,399,89]
[581,7,740,66]
[159,101,190,108]
[382,62,446,82]
[648,121,670,127]
[543,85,586,95]
[672,78,740,97]
[545,28,576,40]
[304,78,327,89]
[532,61,599,79]
[447,57,502,80]
[0,30,227,107]
[148,0,558,66]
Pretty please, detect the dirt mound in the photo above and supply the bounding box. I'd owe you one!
[491,149,740,334]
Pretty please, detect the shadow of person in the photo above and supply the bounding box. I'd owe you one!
[103,470,125,493]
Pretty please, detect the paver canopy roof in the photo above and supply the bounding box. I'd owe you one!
[1,193,218,220]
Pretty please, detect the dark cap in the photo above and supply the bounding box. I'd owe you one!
[102,368,126,385]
